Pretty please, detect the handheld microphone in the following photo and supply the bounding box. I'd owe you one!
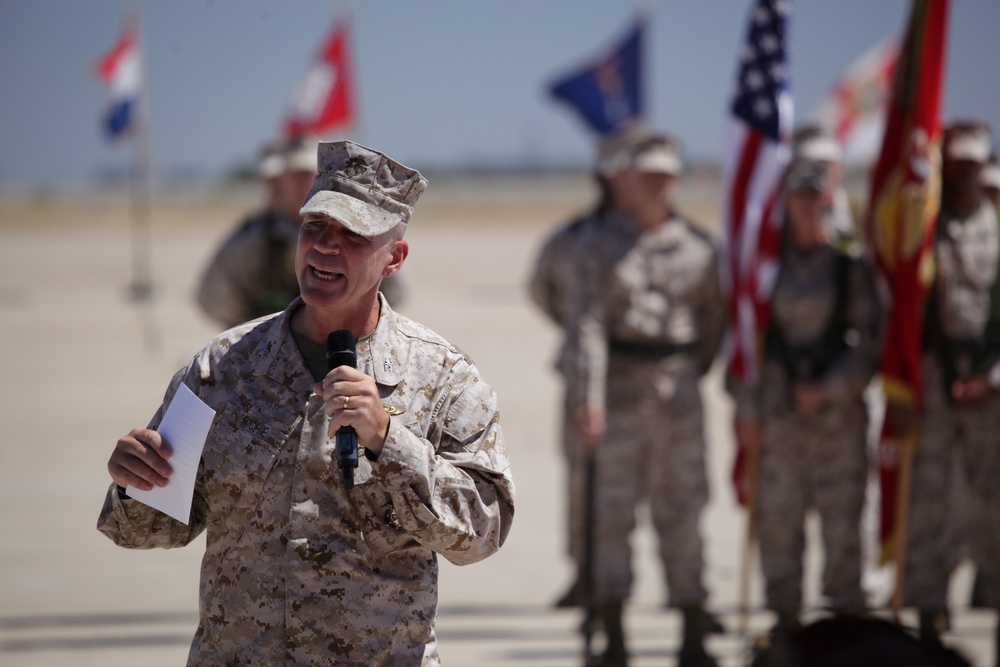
[326,329,359,489]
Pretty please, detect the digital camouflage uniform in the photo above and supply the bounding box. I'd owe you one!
[569,210,724,607]
[528,211,604,569]
[905,200,1000,610]
[98,295,516,666]
[729,242,883,614]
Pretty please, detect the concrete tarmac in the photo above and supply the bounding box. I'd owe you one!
[0,176,994,666]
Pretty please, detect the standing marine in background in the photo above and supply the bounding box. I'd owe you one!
[196,137,319,329]
[568,128,725,667]
[895,120,1000,657]
[727,143,884,649]
[527,127,639,609]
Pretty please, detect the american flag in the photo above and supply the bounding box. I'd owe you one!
[721,0,793,385]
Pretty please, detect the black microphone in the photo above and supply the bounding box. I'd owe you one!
[326,329,359,489]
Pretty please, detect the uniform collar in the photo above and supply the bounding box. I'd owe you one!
[358,292,406,387]
[250,299,317,395]
[251,293,406,390]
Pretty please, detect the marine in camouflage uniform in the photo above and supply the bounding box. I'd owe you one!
[899,121,1000,650]
[728,158,883,632]
[196,205,303,328]
[528,208,603,607]
[568,130,725,667]
[527,130,636,608]
[197,137,319,329]
[99,141,515,666]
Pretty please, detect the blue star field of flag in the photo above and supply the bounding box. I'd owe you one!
[731,0,790,140]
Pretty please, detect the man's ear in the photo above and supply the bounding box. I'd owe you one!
[383,239,409,278]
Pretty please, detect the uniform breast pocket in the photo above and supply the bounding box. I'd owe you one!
[354,417,428,559]
[957,237,999,291]
[201,403,286,531]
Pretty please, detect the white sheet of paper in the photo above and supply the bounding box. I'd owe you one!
[126,383,216,525]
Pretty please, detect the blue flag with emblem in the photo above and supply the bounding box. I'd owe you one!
[548,17,645,135]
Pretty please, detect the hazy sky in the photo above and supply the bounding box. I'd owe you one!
[1,1,998,191]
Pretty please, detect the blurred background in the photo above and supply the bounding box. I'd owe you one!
[1,1,998,194]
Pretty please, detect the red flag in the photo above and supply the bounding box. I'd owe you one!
[864,0,949,561]
[721,0,793,506]
[283,19,356,139]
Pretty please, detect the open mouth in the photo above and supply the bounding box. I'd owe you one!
[309,266,343,282]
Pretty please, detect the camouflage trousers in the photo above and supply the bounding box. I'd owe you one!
[561,387,586,566]
[591,365,710,607]
[756,401,868,614]
[904,390,1000,610]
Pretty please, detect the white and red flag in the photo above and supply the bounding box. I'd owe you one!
[811,37,899,166]
[284,19,356,139]
[95,13,142,141]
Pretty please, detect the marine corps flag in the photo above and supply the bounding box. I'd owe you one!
[548,17,645,136]
[284,18,357,139]
[864,0,949,564]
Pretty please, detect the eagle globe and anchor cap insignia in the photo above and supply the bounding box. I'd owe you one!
[873,125,940,285]
[299,140,428,237]
[341,156,368,179]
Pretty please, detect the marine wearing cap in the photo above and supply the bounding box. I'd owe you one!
[300,140,428,237]
[630,133,682,174]
[596,126,683,177]
[792,126,842,164]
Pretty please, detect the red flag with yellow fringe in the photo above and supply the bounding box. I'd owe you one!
[864,0,949,564]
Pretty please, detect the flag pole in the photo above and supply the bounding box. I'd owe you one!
[581,450,597,666]
[890,432,916,618]
[128,0,154,304]
[738,447,760,639]
[128,1,160,356]
[128,111,154,303]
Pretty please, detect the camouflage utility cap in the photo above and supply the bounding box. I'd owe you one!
[790,125,841,163]
[597,125,648,176]
[944,121,992,163]
[284,136,320,174]
[631,133,682,175]
[300,140,428,237]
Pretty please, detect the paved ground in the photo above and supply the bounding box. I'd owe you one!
[0,176,994,666]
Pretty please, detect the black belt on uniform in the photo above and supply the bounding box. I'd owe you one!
[607,338,697,359]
